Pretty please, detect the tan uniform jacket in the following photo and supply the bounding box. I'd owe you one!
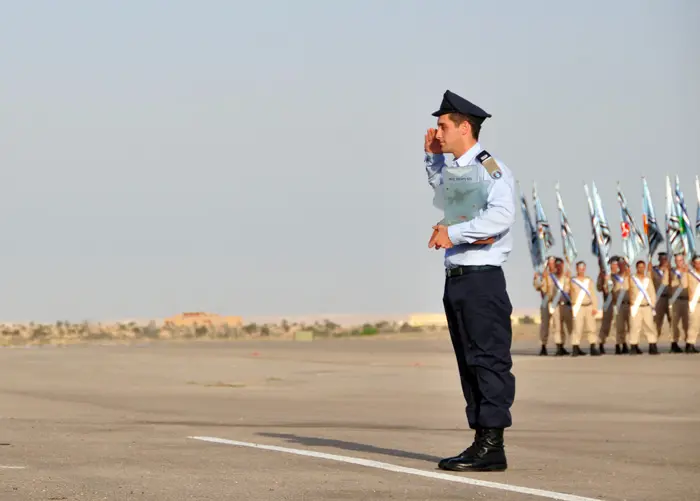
[546,274,571,304]
[688,270,700,309]
[569,276,598,309]
[533,274,547,297]
[670,269,689,300]
[626,273,657,308]
[652,267,671,298]
[612,274,628,304]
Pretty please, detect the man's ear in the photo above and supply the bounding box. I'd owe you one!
[460,121,472,137]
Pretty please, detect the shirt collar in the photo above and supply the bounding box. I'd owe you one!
[453,142,482,167]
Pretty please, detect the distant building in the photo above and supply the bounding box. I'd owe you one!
[408,313,448,327]
[163,312,243,327]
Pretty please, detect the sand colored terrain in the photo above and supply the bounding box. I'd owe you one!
[1,331,698,501]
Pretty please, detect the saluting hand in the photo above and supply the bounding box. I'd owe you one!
[424,128,442,154]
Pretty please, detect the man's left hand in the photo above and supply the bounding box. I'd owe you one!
[429,225,453,249]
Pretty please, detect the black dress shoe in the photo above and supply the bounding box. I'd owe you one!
[599,343,606,355]
[438,428,483,469]
[685,343,699,354]
[630,344,643,355]
[554,343,566,356]
[649,343,659,355]
[670,342,683,353]
[571,345,587,357]
[539,345,548,356]
[615,344,622,355]
[622,343,630,354]
[439,428,507,472]
[590,345,601,356]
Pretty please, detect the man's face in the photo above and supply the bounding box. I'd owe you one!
[555,261,563,274]
[619,260,628,273]
[576,263,586,276]
[435,115,469,154]
[547,258,556,272]
[659,255,668,267]
[693,259,700,272]
[611,261,620,274]
[674,255,684,268]
[636,262,646,274]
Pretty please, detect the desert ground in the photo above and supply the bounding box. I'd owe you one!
[1,326,698,501]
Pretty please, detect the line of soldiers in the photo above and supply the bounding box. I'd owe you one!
[532,253,700,356]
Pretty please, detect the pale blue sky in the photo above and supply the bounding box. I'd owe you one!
[1,1,699,323]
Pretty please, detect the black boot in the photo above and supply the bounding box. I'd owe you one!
[649,343,659,355]
[630,344,643,355]
[571,345,586,357]
[438,428,483,470]
[670,342,683,353]
[439,428,507,472]
[590,344,601,356]
[599,343,606,355]
[685,343,699,354]
[539,345,548,356]
[554,343,566,356]
[622,343,630,354]
[615,344,622,355]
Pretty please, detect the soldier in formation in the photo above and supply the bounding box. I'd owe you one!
[534,253,699,355]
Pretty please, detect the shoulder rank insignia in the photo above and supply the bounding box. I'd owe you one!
[476,150,502,179]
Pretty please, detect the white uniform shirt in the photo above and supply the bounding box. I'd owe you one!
[425,142,516,268]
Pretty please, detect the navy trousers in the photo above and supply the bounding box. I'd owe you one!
[443,266,515,429]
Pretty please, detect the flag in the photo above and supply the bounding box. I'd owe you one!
[617,183,647,265]
[592,181,612,259]
[533,182,555,263]
[555,182,577,265]
[666,175,684,256]
[518,181,542,270]
[585,183,610,276]
[642,177,664,258]
[675,175,696,260]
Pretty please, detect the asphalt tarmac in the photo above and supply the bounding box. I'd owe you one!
[1,334,698,500]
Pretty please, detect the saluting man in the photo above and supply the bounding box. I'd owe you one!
[570,261,600,356]
[686,255,700,353]
[424,89,516,473]
[626,260,659,355]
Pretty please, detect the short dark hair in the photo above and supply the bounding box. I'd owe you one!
[576,261,585,267]
[555,257,564,264]
[447,113,481,140]
[636,259,646,266]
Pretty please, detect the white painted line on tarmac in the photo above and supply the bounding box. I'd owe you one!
[0,465,26,469]
[188,436,604,501]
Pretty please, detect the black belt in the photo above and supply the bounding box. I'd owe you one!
[446,265,500,277]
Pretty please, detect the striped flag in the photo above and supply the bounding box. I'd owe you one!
[675,175,696,260]
[642,177,664,258]
[518,181,543,270]
[533,182,555,262]
[555,182,577,265]
[666,175,684,257]
[585,183,610,275]
[617,183,647,265]
[592,181,612,259]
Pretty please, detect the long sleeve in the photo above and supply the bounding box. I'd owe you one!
[425,153,445,189]
[447,160,516,245]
